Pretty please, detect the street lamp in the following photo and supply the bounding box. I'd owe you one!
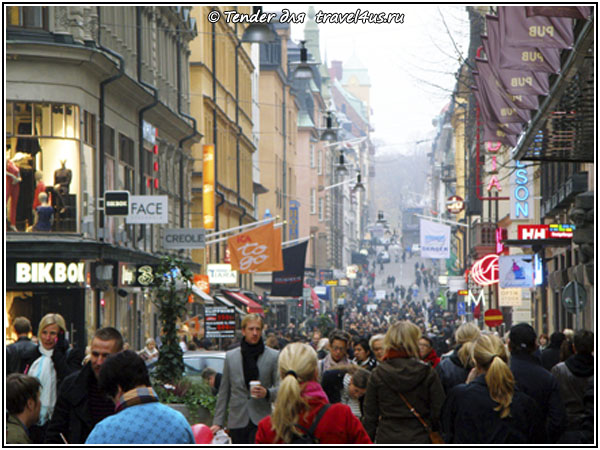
[337,297,346,329]
[318,171,365,192]
[290,40,315,80]
[352,172,365,193]
[320,112,338,142]
[241,7,276,43]
[335,152,349,175]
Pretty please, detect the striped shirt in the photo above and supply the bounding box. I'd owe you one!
[341,373,362,418]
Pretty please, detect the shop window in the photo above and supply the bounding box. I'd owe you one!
[84,111,96,147]
[7,6,48,30]
[6,101,80,233]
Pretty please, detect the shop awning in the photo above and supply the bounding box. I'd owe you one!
[191,285,214,304]
[502,239,572,252]
[223,290,264,314]
[214,295,246,317]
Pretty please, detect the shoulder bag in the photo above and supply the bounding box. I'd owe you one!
[396,391,445,444]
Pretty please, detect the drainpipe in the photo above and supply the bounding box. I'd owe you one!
[97,6,125,242]
[212,16,225,261]
[176,23,199,228]
[235,31,248,227]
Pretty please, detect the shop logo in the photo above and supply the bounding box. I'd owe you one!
[16,262,85,284]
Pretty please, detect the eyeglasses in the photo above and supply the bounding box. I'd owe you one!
[331,346,346,352]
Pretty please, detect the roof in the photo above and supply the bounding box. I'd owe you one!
[341,52,371,86]
[223,290,264,314]
[332,78,368,123]
[297,110,315,128]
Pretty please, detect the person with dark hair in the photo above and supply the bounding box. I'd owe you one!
[321,365,371,419]
[6,374,42,444]
[201,367,222,395]
[508,323,566,443]
[418,336,441,368]
[351,338,377,371]
[6,316,39,375]
[318,329,351,375]
[551,330,594,443]
[540,332,565,371]
[85,351,194,444]
[44,327,124,444]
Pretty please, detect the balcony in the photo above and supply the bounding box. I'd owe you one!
[541,172,588,217]
[471,222,496,259]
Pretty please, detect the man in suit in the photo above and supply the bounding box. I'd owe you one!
[210,313,279,444]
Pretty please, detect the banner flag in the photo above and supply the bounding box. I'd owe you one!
[525,6,591,20]
[227,222,284,273]
[304,283,321,310]
[202,145,215,229]
[499,6,574,49]
[482,123,518,147]
[419,219,450,259]
[475,59,531,124]
[271,241,308,297]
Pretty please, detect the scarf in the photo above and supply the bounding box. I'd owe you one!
[29,345,56,426]
[241,337,265,389]
[301,381,329,402]
[321,353,350,373]
[114,387,159,413]
[382,348,410,361]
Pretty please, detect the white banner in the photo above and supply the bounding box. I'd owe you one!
[420,219,450,259]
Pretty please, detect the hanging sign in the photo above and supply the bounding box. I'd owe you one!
[510,161,534,220]
[207,264,237,285]
[518,224,575,240]
[163,228,206,249]
[126,196,168,224]
[499,255,534,288]
[446,195,465,214]
[203,144,216,230]
[104,191,130,216]
[471,254,499,286]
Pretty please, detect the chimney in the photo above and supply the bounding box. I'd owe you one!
[330,60,343,81]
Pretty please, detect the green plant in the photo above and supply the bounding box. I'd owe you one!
[154,378,217,419]
[150,256,193,384]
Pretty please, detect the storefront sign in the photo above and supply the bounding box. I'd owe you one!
[163,228,206,249]
[207,264,237,285]
[346,265,359,279]
[119,263,156,287]
[194,274,210,294]
[126,196,168,224]
[15,262,85,284]
[499,287,523,307]
[446,195,465,214]
[104,191,130,216]
[289,200,299,240]
[510,161,534,220]
[318,269,334,282]
[466,289,486,308]
[518,224,575,240]
[499,255,534,288]
[203,145,215,230]
[204,306,236,338]
[471,254,499,286]
[325,280,338,286]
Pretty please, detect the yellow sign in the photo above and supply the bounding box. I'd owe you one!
[203,145,215,230]
[325,280,338,286]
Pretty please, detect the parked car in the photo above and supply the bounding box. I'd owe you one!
[183,350,226,379]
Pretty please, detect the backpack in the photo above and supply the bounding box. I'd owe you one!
[290,404,331,444]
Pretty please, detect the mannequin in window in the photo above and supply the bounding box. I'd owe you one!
[54,160,72,215]
[32,170,49,211]
[33,192,54,232]
[6,152,31,231]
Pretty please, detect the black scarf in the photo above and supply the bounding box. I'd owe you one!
[241,337,265,389]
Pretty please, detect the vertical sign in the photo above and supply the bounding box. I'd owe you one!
[289,200,299,240]
[203,145,215,229]
[510,160,534,220]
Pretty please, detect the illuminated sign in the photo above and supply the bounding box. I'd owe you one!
[496,227,508,255]
[471,254,499,286]
[534,254,544,286]
[499,255,534,288]
[510,161,533,220]
[518,224,575,240]
[466,289,486,308]
[203,145,215,230]
[15,262,85,284]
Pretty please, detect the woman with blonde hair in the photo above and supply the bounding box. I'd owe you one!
[25,313,74,442]
[436,321,480,393]
[362,321,445,444]
[255,343,371,444]
[441,334,544,443]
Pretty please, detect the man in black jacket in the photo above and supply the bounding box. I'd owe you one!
[6,317,39,375]
[44,327,123,444]
[540,331,565,371]
[508,323,566,443]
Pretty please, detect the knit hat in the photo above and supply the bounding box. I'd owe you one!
[509,323,537,352]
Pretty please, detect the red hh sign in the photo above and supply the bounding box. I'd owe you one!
[518,224,575,240]
[484,308,504,328]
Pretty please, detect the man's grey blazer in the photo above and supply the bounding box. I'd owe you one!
[212,345,279,429]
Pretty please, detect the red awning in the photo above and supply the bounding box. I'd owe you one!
[223,290,264,314]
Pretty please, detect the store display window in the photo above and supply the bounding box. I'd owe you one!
[6,101,83,233]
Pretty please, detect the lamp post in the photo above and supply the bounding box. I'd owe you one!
[337,297,345,329]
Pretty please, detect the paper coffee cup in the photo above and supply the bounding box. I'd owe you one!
[250,380,261,397]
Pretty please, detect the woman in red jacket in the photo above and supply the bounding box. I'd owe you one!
[255,343,372,444]
[419,336,441,368]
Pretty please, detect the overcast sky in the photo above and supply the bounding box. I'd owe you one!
[269,4,470,155]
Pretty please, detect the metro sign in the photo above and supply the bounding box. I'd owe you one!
[518,224,575,240]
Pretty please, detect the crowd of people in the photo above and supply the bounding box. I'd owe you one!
[5,254,595,445]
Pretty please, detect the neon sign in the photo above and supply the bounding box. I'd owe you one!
[510,161,532,220]
[471,254,499,286]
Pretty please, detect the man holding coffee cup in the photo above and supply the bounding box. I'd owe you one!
[211,314,279,444]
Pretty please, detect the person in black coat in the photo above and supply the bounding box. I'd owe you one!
[540,331,565,371]
[508,323,566,443]
[6,317,39,375]
[442,334,545,444]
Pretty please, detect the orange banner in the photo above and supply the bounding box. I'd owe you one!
[193,274,210,294]
[202,144,215,230]
[227,222,284,274]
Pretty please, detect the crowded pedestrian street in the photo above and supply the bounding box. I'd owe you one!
[5,4,596,447]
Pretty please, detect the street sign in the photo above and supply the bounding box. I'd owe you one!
[104,191,130,216]
[457,301,466,316]
[204,306,236,338]
[163,228,206,249]
[484,308,503,327]
[562,281,587,313]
